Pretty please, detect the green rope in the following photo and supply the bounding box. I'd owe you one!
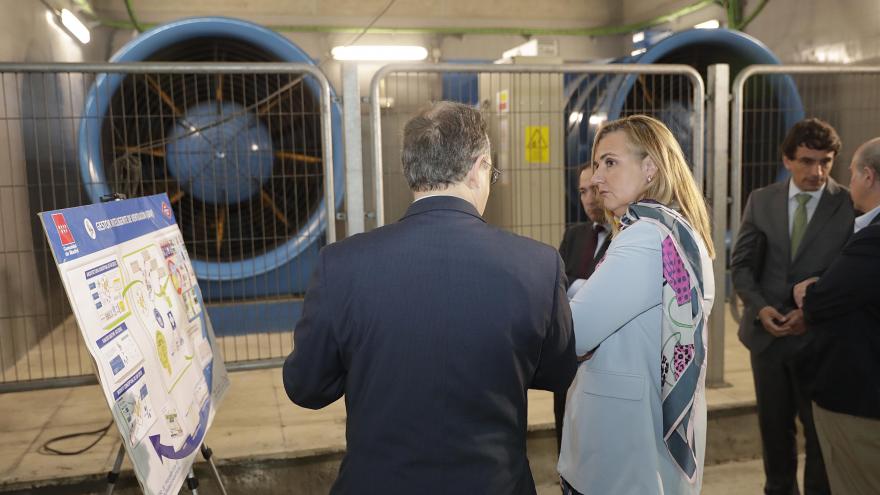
[123,0,144,33]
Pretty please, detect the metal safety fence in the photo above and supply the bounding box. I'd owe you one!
[368,64,705,245]
[0,63,336,391]
[13,61,878,392]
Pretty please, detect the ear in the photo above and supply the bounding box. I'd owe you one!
[782,154,795,171]
[865,165,878,186]
[465,156,483,189]
[642,155,658,182]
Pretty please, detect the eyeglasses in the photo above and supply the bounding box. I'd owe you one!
[490,167,502,185]
[482,157,502,185]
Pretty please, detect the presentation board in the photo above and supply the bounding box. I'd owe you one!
[40,194,229,495]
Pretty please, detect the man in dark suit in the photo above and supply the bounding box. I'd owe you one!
[731,118,854,495]
[282,101,577,495]
[792,137,880,494]
[558,164,612,287]
[553,163,611,452]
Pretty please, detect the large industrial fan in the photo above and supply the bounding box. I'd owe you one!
[78,17,344,326]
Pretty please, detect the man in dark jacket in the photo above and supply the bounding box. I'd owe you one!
[794,136,880,495]
[283,101,577,494]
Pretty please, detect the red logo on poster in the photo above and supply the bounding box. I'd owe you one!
[52,213,75,246]
[161,201,172,218]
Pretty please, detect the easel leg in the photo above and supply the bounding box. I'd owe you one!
[186,468,199,494]
[201,443,228,495]
[106,444,126,495]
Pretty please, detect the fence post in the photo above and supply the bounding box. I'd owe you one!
[706,63,730,388]
[342,62,365,237]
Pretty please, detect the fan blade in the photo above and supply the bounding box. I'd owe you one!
[215,74,224,102]
[216,207,226,258]
[637,75,655,107]
[255,77,303,116]
[274,151,322,163]
[169,190,185,204]
[260,189,289,228]
[117,146,165,157]
[144,74,184,117]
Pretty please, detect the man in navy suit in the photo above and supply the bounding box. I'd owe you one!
[793,137,880,494]
[283,101,577,494]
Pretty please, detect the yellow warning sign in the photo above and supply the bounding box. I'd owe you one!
[525,125,550,163]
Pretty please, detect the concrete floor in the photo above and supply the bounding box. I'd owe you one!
[0,309,790,493]
[535,455,805,494]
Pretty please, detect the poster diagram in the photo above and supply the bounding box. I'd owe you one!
[40,194,229,495]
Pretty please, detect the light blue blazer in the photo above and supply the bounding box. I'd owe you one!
[558,220,715,495]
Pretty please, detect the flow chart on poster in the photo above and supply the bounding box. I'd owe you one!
[40,194,229,495]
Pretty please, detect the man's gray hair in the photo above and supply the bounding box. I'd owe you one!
[401,101,490,192]
[856,137,880,176]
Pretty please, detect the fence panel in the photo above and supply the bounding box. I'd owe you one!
[0,63,336,390]
[369,64,705,243]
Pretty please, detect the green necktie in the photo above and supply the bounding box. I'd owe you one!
[790,193,811,258]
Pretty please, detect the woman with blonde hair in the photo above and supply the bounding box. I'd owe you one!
[558,115,716,494]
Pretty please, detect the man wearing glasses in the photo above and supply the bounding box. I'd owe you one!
[283,101,577,494]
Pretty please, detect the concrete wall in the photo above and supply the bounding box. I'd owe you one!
[622,0,880,64]
[91,0,626,59]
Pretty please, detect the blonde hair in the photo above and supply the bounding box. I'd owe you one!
[592,115,715,259]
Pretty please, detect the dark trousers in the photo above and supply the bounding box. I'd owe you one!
[751,340,831,495]
[554,390,565,454]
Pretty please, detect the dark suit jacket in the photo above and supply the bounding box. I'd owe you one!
[731,178,854,354]
[558,222,611,286]
[801,217,880,418]
[282,196,577,495]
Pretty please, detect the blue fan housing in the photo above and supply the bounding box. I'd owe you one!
[78,17,344,305]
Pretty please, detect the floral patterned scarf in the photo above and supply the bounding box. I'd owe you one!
[620,200,707,482]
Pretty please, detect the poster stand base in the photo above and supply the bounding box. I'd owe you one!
[105,443,227,495]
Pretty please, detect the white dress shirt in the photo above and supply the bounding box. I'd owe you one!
[412,193,450,203]
[854,203,880,233]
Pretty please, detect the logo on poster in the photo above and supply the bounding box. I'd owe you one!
[52,213,75,246]
[161,202,172,219]
[84,218,97,239]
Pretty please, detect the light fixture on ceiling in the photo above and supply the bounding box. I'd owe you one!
[42,0,92,45]
[60,8,91,44]
[330,45,428,61]
[588,112,607,126]
[694,19,720,30]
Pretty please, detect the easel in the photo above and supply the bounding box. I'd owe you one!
[106,443,227,495]
[96,193,227,494]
